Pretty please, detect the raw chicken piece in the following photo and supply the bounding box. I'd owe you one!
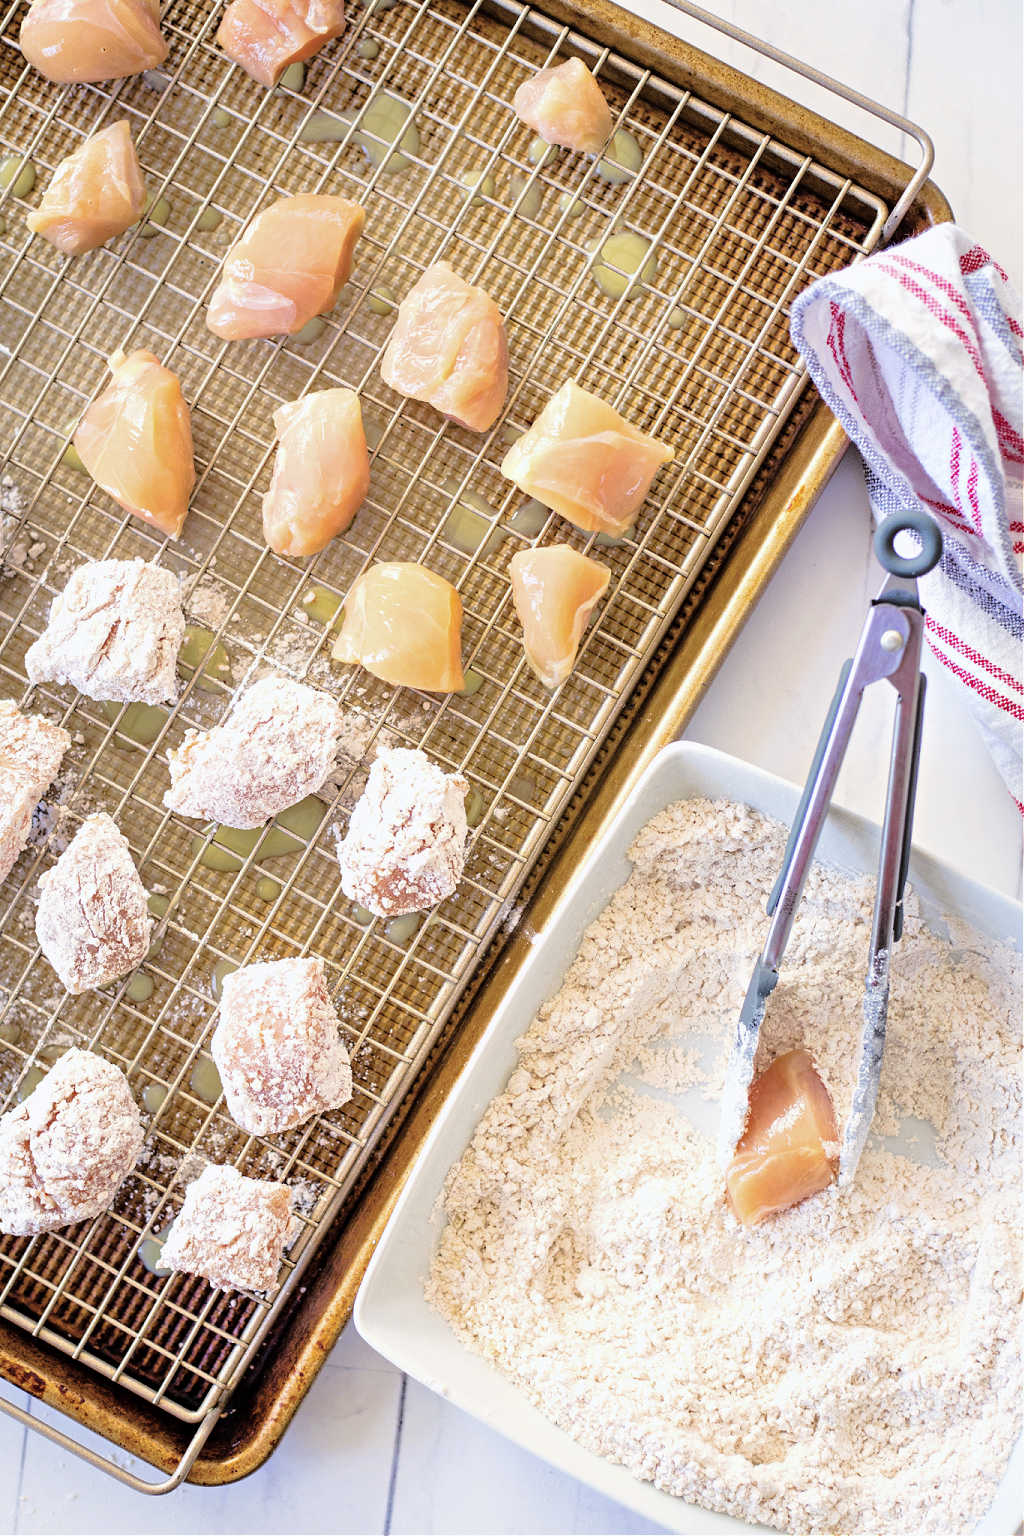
[263,388,369,557]
[0,1049,144,1237]
[501,381,673,536]
[74,349,195,539]
[207,193,364,341]
[164,672,344,827]
[218,0,346,88]
[509,544,610,688]
[25,558,184,705]
[331,562,464,692]
[380,261,508,432]
[0,699,71,886]
[212,957,352,1135]
[35,812,151,993]
[512,58,612,155]
[161,1164,293,1292]
[20,0,167,83]
[726,1049,839,1226]
[27,120,146,256]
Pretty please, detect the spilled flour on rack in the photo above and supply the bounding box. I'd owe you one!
[428,797,1022,1536]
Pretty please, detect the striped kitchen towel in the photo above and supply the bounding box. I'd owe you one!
[790,223,1023,811]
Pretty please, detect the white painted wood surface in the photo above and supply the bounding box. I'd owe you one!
[1,0,1020,1528]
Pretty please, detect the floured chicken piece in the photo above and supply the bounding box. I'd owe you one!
[161,1163,293,1292]
[0,698,71,886]
[331,562,464,692]
[207,193,364,340]
[20,0,167,83]
[74,349,196,539]
[263,388,369,557]
[27,120,146,256]
[36,813,151,993]
[212,956,352,1135]
[501,381,673,536]
[0,1048,144,1236]
[164,672,344,828]
[726,1048,839,1226]
[218,0,346,88]
[380,261,508,432]
[337,746,468,917]
[509,544,610,688]
[26,558,184,705]
[512,57,612,155]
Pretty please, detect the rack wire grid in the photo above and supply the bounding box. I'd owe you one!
[0,0,887,1437]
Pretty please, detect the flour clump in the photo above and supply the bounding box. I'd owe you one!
[336,746,468,916]
[25,558,184,704]
[164,671,344,828]
[35,812,151,992]
[0,1048,144,1236]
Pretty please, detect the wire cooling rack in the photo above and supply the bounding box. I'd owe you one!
[0,0,888,1481]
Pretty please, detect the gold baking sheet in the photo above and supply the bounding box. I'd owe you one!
[1,0,886,1463]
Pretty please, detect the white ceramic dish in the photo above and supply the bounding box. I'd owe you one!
[355,742,1022,1536]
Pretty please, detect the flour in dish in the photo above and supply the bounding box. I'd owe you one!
[428,796,1022,1536]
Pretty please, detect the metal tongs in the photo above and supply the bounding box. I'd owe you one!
[718,510,944,1185]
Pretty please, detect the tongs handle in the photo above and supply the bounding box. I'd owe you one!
[769,508,940,925]
[842,656,926,1180]
[718,513,942,1176]
[768,511,941,944]
[768,657,853,918]
[893,680,926,942]
[873,508,943,582]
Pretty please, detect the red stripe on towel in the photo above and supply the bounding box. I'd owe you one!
[877,260,987,384]
[993,409,1024,465]
[958,245,1010,283]
[925,616,1024,695]
[890,253,981,336]
[928,640,1024,721]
